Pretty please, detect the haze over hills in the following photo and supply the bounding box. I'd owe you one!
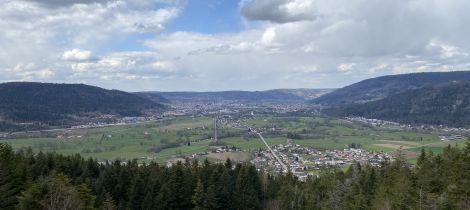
[0,82,163,131]
[138,89,334,103]
[312,71,470,106]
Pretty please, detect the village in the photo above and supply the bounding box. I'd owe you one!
[251,140,393,181]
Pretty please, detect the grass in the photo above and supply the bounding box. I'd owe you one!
[1,117,213,163]
[1,115,451,163]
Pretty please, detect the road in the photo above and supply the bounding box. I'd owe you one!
[256,132,288,172]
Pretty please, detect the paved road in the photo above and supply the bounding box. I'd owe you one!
[256,133,288,172]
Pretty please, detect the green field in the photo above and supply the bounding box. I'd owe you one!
[1,117,214,163]
[1,115,461,163]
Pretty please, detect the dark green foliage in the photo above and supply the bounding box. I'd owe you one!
[2,140,470,210]
[329,81,470,127]
[313,71,470,106]
[0,144,23,210]
[0,82,163,131]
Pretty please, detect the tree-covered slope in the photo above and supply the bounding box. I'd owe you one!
[0,82,162,123]
[328,81,470,127]
[134,92,171,104]
[2,141,470,210]
[312,71,470,106]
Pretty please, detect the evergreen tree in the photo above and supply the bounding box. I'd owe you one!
[192,179,207,210]
[102,192,117,210]
[0,144,21,209]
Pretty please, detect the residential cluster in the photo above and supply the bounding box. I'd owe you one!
[163,101,314,117]
[251,141,393,181]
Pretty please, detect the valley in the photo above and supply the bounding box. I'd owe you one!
[2,110,461,172]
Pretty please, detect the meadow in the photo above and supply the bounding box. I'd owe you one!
[1,114,461,163]
[1,117,214,163]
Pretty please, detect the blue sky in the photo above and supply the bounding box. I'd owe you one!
[167,0,243,34]
[98,0,244,57]
[1,0,470,91]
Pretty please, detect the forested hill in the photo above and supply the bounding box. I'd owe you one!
[134,92,171,104]
[312,71,470,106]
[0,82,162,124]
[327,81,470,127]
[1,141,470,209]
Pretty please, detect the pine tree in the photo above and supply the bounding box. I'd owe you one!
[192,179,207,210]
[102,192,117,210]
[77,184,96,210]
[130,175,146,210]
[0,144,21,209]
[235,164,262,210]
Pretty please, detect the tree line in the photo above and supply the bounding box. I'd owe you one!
[1,140,470,210]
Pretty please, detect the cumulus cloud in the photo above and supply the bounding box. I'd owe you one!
[61,49,93,61]
[0,0,181,89]
[22,0,115,7]
[139,0,470,90]
[427,39,469,59]
[152,61,175,71]
[2,0,470,91]
[241,0,317,23]
[36,68,55,79]
[338,63,356,72]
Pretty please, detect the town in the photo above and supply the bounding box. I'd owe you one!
[251,139,393,181]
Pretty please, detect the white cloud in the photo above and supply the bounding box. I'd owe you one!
[71,62,93,73]
[427,39,469,59]
[152,61,174,71]
[338,63,356,72]
[36,68,55,79]
[368,64,389,74]
[2,0,470,91]
[23,0,115,7]
[241,0,317,23]
[61,49,93,61]
[261,27,276,46]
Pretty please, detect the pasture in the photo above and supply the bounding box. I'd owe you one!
[1,114,462,163]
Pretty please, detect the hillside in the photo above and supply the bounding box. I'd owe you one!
[0,82,162,129]
[312,71,470,106]
[143,89,333,103]
[271,88,335,100]
[328,81,470,127]
[134,92,171,104]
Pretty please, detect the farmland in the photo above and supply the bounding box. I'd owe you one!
[1,114,462,163]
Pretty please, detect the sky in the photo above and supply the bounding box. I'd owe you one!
[1,0,470,91]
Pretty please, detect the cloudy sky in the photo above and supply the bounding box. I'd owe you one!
[1,0,470,91]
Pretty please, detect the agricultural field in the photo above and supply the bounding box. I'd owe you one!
[1,117,215,163]
[1,114,463,163]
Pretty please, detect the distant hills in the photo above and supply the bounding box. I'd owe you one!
[138,89,334,103]
[0,82,163,131]
[312,71,470,106]
[134,92,171,104]
[315,71,470,127]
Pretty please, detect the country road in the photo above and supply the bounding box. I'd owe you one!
[256,132,288,172]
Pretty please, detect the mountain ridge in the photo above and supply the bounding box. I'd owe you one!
[0,82,163,131]
[325,80,470,127]
[312,71,470,106]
